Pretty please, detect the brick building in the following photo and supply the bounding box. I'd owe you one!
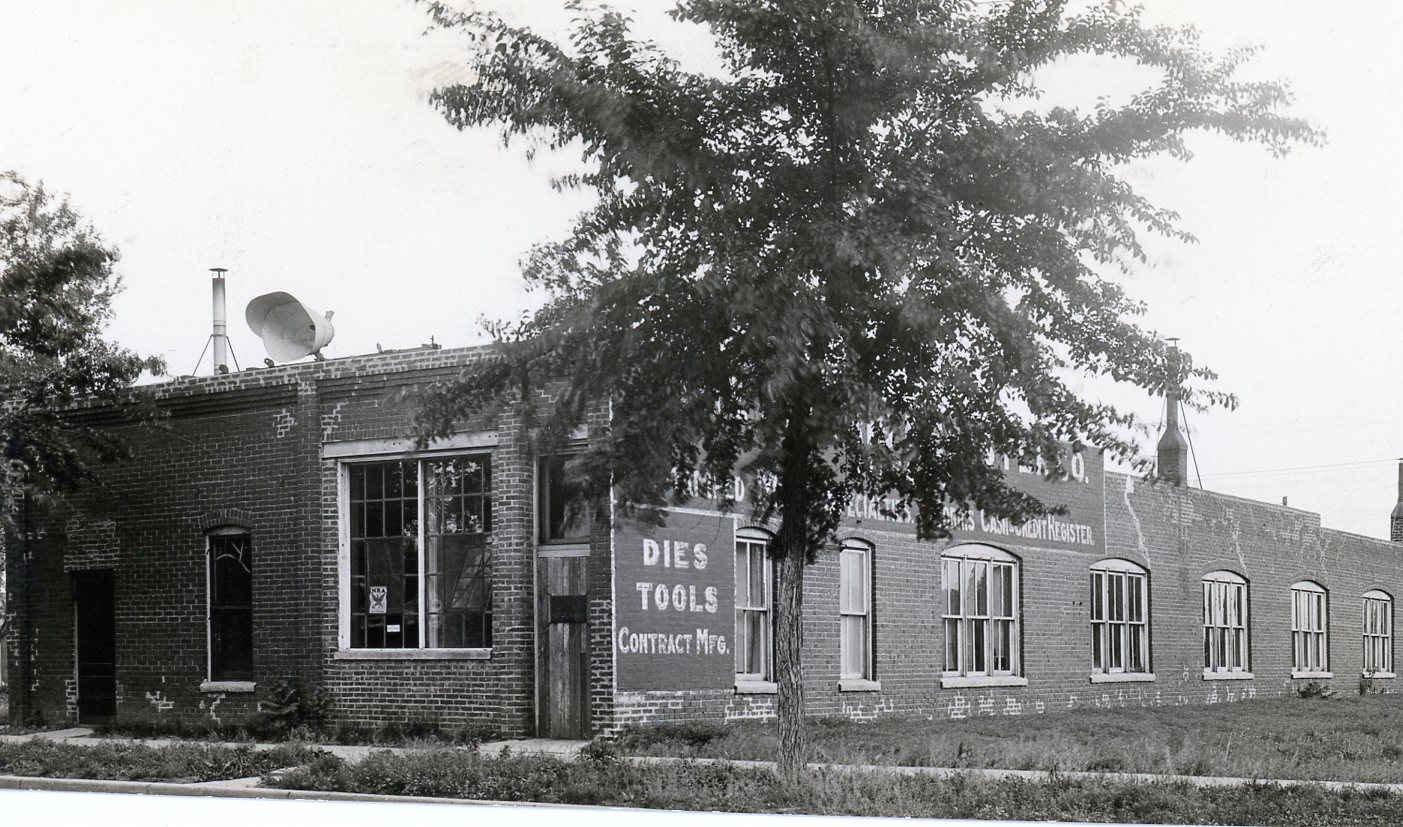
[7,343,1403,736]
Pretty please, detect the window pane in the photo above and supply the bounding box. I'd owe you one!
[541,455,591,542]
[1090,572,1104,621]
[944,559,961,616]
[749,548,766,609]
[735,546,751,608]
[944,618,960,672]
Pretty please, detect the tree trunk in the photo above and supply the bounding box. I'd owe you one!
[773,541,808,783]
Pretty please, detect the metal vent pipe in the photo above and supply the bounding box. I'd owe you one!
[211,267,228,373]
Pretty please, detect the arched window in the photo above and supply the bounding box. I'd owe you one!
[1090,559,1150,677]
[839,539,874,683]
[207,527,253,683]
[941,545,1019,679]
[1202,571,1249,676]
[734,528,773,683]
[1363,590,1393,677]
[1290,580,1329,676]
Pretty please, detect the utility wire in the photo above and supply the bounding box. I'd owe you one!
[1180,399,1203,489]
[1201,457,1398,479]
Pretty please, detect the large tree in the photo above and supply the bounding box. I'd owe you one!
[0,171,164,529]
[416,0,1316,779]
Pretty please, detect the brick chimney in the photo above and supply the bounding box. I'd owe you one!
[1156,340,1189,486]
[1390,460,1403,542]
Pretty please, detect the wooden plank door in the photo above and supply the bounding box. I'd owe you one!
[73,570,116,723]
[536,553,589,738]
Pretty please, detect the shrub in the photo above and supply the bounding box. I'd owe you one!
[1296,681,1336,700]
[251,678,331,737]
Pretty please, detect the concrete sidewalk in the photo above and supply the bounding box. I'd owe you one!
[5,726,1403,806]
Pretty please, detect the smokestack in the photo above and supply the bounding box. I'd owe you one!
[1156,338,1189,486]
[211,267,228,374]
[1389,460,1403,543]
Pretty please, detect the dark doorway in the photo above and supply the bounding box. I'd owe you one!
[73,570,116,723]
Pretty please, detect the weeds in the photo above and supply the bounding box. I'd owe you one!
[614,694,1403,784]
[0,739,321,782]
[265,748,1403,825]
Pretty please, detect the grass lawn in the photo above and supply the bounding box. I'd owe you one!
[616,693,1403,783]
[263,746,1403,825]
[0,740,321,782]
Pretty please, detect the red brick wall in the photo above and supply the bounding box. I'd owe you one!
[612,474,1403,728]
[12,350,1403,735]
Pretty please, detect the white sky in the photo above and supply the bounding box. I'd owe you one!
[3,0,1401,540]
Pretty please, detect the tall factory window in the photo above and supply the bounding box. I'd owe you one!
[1290,580,1329,676]
[1090,559,1151,679]
[208,530,253,681]
[734,528,773,684]
[345,455,492,650]
[839,539,874,683]
[1202,571,1250,676]
[1363,590,1393,677]
[941,545,1020,681]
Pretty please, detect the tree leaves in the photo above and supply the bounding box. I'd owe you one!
[414,0,1315,547]
[0,171,165,523]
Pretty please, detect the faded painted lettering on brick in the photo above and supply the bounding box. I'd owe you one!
[676,444,1106,554]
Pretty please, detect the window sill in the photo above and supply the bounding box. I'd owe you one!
[200,680,255,694]
[734,680,778,695]
[1291,671,1333,679]
[335,648,492,661]
[839,679,882,693]
[1363,672,1397,679]
[1090,672,1155,684]
[940,675,1028,689]
[1202,670,1255,681]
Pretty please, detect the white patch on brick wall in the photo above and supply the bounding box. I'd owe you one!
[1228,511,1248,573]
[1122,476,1149,558]
[274,408,296,438]
[1206,686,1221,704]
[842,698,894,723]
[976,696,995,716]
[1244,684,1257,700]
[1034,700,1046,714]
[206,692,224,724]
[1066,693,1078,709]
[948,696,970,720]
[145,690,175,713]
[1003,697,1022,716]
[63,678,77,722]
[321,401,346,440]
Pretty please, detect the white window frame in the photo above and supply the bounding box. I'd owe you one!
[332,436,497,660]
[734,528,774,691]
[1290,580,1330,677]
[1089,559,1153,683]
[839,539,877,690]
[1202,571,1251,679]
[940,544,1025,688]
[1363,589,1394,678]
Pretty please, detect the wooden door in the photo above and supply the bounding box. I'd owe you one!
[73,570,116,723]
[536,552,589,738]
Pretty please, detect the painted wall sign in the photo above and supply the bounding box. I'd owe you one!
[614,509,736,691]
[674,444,1106,554]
